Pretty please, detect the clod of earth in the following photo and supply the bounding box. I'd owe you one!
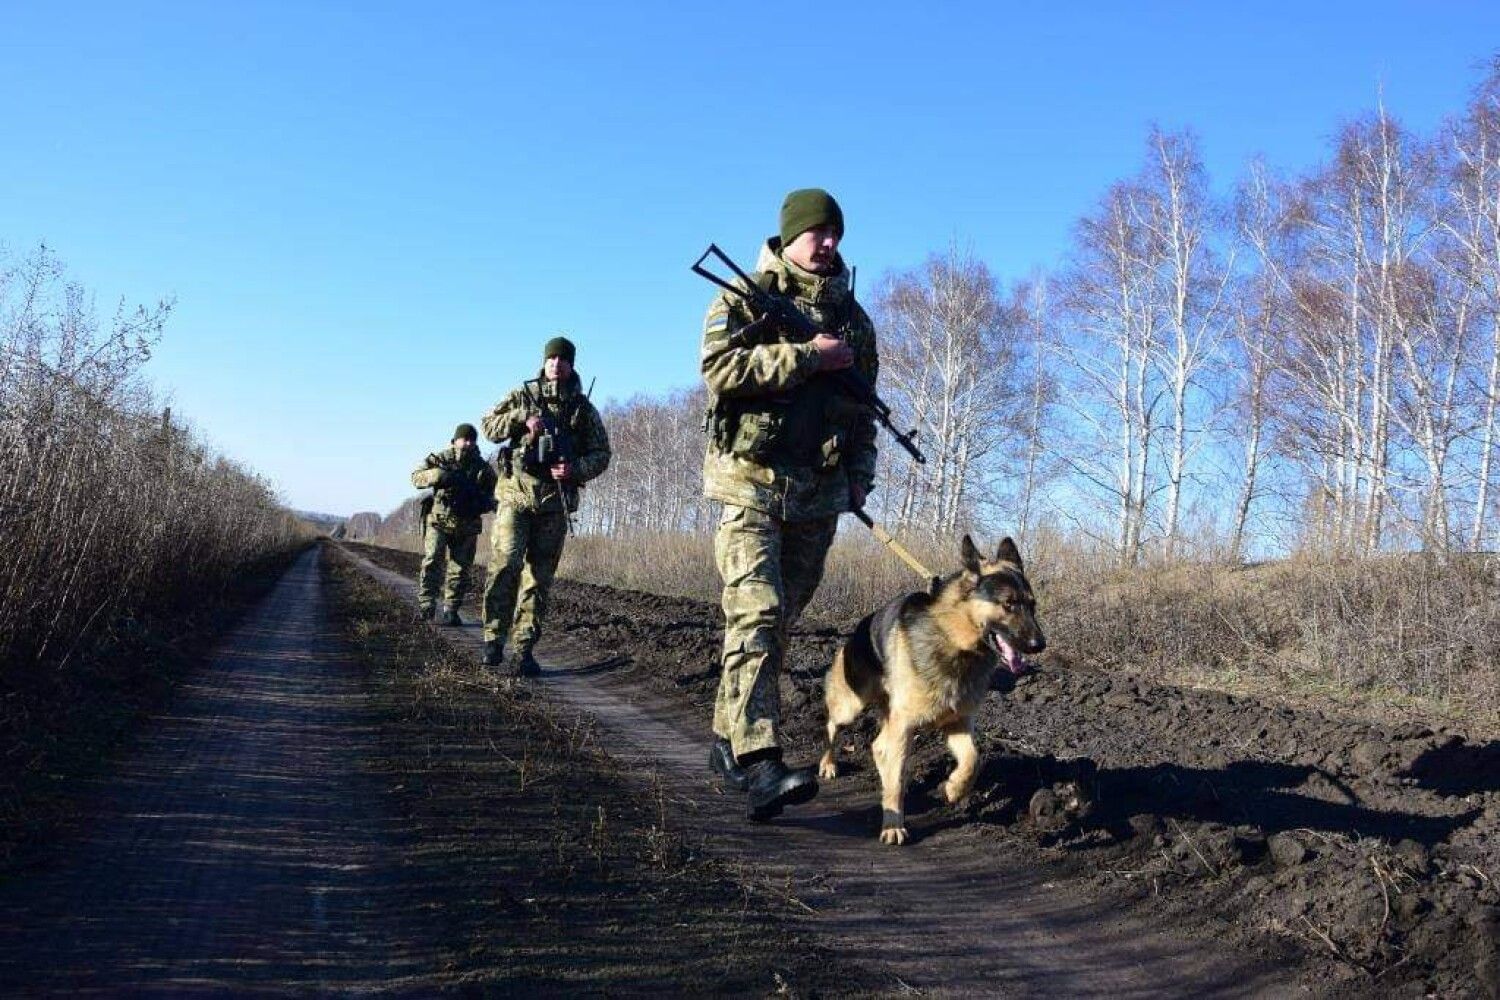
[1268,833,1311,869]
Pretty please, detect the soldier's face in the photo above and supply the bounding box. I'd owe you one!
[454,436,476,453]
[784,224,841,275]
[544,356,573,381]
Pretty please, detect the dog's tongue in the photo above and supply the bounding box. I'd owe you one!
[991,633,1031,676]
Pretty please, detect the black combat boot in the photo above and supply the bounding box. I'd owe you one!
[515,650,542,678]
[439,605,462,627]
[743,752,818,821]
[709,737,749,792]
[482,640,504,667]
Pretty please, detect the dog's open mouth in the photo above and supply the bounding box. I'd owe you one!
[990,631,1033,676]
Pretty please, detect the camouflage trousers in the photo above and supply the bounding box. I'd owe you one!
[712,504,838,759]
[417,522,479,612]
[482,505,568,651]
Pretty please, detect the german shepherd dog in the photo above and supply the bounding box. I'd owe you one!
[818,535,1045,845]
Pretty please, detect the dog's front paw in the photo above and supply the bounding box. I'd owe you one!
[880,808,908,846]
[941,779,971,804]
[817,756,838,780]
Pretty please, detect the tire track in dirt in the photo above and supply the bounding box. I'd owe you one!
[348,549,1297,997]
[0,548,441,995]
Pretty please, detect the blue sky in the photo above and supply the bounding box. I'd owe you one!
[5,2,1499,515]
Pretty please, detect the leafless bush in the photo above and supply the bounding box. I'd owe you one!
[0,244,308,675]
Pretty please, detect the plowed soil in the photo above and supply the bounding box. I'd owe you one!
[350,541,1500,998]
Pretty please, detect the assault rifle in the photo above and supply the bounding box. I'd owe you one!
[690,243,926,465]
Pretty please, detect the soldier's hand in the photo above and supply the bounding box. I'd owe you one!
[550,460,573,482]
[526,415,544,435]
[813,333,854,372]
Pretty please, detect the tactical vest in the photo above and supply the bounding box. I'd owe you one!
[708,270,856,470]
[496,374,594,514]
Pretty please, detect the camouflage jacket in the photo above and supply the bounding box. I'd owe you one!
[700,239,879,521]
[410,444,498,536]
[482,371,611,513]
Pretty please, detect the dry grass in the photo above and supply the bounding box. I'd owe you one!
[1045,551,1500,723]
[321,549,878,995]
[555,527,1500,732]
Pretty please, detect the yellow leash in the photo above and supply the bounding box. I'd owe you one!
[850,509,942,594]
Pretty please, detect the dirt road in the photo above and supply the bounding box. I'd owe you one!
[0,547,441,994]
[18,540,1476,994]
[346,548,1296,997]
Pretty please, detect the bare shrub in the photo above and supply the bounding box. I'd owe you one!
[0,244,308,673]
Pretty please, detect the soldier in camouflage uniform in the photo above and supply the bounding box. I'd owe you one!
[480,336,611,676]
[411,423,499,624]
[701,188,879,821]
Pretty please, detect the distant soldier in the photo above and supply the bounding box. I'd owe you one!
[410,423,498,625]
[480,336,611,676]
[700,188,878,821]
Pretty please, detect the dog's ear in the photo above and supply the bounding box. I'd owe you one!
[996,537,1023,569]
[960,534,982,575]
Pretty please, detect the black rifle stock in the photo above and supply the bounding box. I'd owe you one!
[691,243,926,465]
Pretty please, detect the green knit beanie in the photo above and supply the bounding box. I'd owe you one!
[453,422,478,442]
[779,188,844,246]
[542,336,576,364]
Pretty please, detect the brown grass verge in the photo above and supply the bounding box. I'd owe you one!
[323,547,881,996]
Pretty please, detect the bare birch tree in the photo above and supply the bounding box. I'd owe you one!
[1225,162,1295,560]
[1055,178,1163,565]
[1009,278,1058,542]
[1267,109,1434,553]
[578,387,709,535]
[1444,58,1500,550]
[873,246,1019,532]
[1136,129,1234,556]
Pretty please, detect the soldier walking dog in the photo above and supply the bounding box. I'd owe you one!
[699,188,880,821]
